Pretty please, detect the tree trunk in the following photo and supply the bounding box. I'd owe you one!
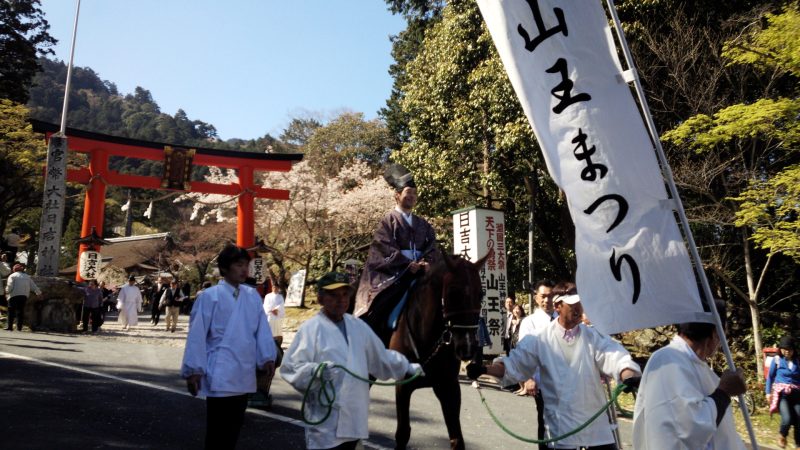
[195,261,208,284]
[299,254,312,308]
[742,231,763,371]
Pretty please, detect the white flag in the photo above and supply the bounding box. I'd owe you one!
[143,201,153,219]
[120,199,130,212]
[477,0,708,333]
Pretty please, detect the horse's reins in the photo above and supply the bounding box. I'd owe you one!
[405,270,481,367]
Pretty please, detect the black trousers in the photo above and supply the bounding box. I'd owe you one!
[6,296,26,330]
[150,302,162,325]
[206,394,249,450]
[535,390,546,450]
[82,307,102,332]
[329,440,359,450]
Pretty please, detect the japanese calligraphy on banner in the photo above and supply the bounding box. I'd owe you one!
[477,0,707,334]
[79,250,101,280]
[453,206,506,355]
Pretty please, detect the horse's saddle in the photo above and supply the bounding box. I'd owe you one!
[387,279,417,331]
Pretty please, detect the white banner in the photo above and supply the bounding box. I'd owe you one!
[477,0,708,333]
[453,207,506,355]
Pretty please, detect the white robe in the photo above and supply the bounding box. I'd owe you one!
[501,321,641,448]
[633,335,745,450]
[180,281,276,397]
[519,308,553,339]
[263,292,285,336]
[116,284,142,326]
[281,312,412,449]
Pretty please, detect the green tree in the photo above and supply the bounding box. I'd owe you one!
[279,116,322,149]
[0,0,56,103]
[380,0,443,145]
[0,99,47,236]
[733,165,800,262]
[395,0,574,285]
[661,3,800,368]
[303,112,395,178]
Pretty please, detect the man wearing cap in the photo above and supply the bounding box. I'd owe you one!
[354,163,438,345]
[282,272,422,450]
[116,275,143,330]
[181,244,277,450]
[467,282,641,449]
[5,263,41,331]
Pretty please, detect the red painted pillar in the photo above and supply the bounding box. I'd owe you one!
[76,149,108,281]
[237,165,255,249]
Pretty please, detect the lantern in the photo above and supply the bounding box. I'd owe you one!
[248,256,265,284]
[79,250,102,280]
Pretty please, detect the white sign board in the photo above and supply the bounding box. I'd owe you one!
[477,0,707,333]
[453,207,507,355]
[285,269,306,307]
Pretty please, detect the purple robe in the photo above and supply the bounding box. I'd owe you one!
[354,209,437,319]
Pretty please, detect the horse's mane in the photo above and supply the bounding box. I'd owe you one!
[418,252,474,287]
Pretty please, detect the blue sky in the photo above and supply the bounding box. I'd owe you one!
[39,1,406,140]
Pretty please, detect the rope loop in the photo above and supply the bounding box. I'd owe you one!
[477,383,630,444]
[300,362,423,425]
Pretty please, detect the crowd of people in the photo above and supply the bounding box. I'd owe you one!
[2,161,797,450]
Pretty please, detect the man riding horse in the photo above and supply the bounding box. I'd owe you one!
[354,164,438,345]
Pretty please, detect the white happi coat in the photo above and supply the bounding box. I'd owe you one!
[501,321,640,448]
[180,281,277,397]
[116,284,142,326]
[519,308,554,339]
[281,312,412,449]
[633,335,745,450]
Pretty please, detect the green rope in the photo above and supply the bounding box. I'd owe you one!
[614,391,634,419]
[477,383,628,444]
[301,362,422,425]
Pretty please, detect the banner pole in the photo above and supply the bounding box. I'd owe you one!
[603,1,759,447]
[59,0,81,136]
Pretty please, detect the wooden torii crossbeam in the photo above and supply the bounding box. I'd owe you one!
[32,120,304,281]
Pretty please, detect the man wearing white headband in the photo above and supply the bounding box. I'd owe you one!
[467,282,641,449]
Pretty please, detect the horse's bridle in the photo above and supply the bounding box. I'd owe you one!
[407,272,481,366]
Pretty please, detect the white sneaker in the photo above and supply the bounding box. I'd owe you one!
[471,381,480,389]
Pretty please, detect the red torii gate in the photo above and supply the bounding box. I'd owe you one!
[32,121,303,281]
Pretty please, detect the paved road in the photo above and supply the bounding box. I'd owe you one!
[0,312,636,449]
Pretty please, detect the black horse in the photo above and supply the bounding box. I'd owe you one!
[379,252,488,450]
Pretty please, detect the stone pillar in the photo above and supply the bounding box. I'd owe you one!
[36,135,69,276]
